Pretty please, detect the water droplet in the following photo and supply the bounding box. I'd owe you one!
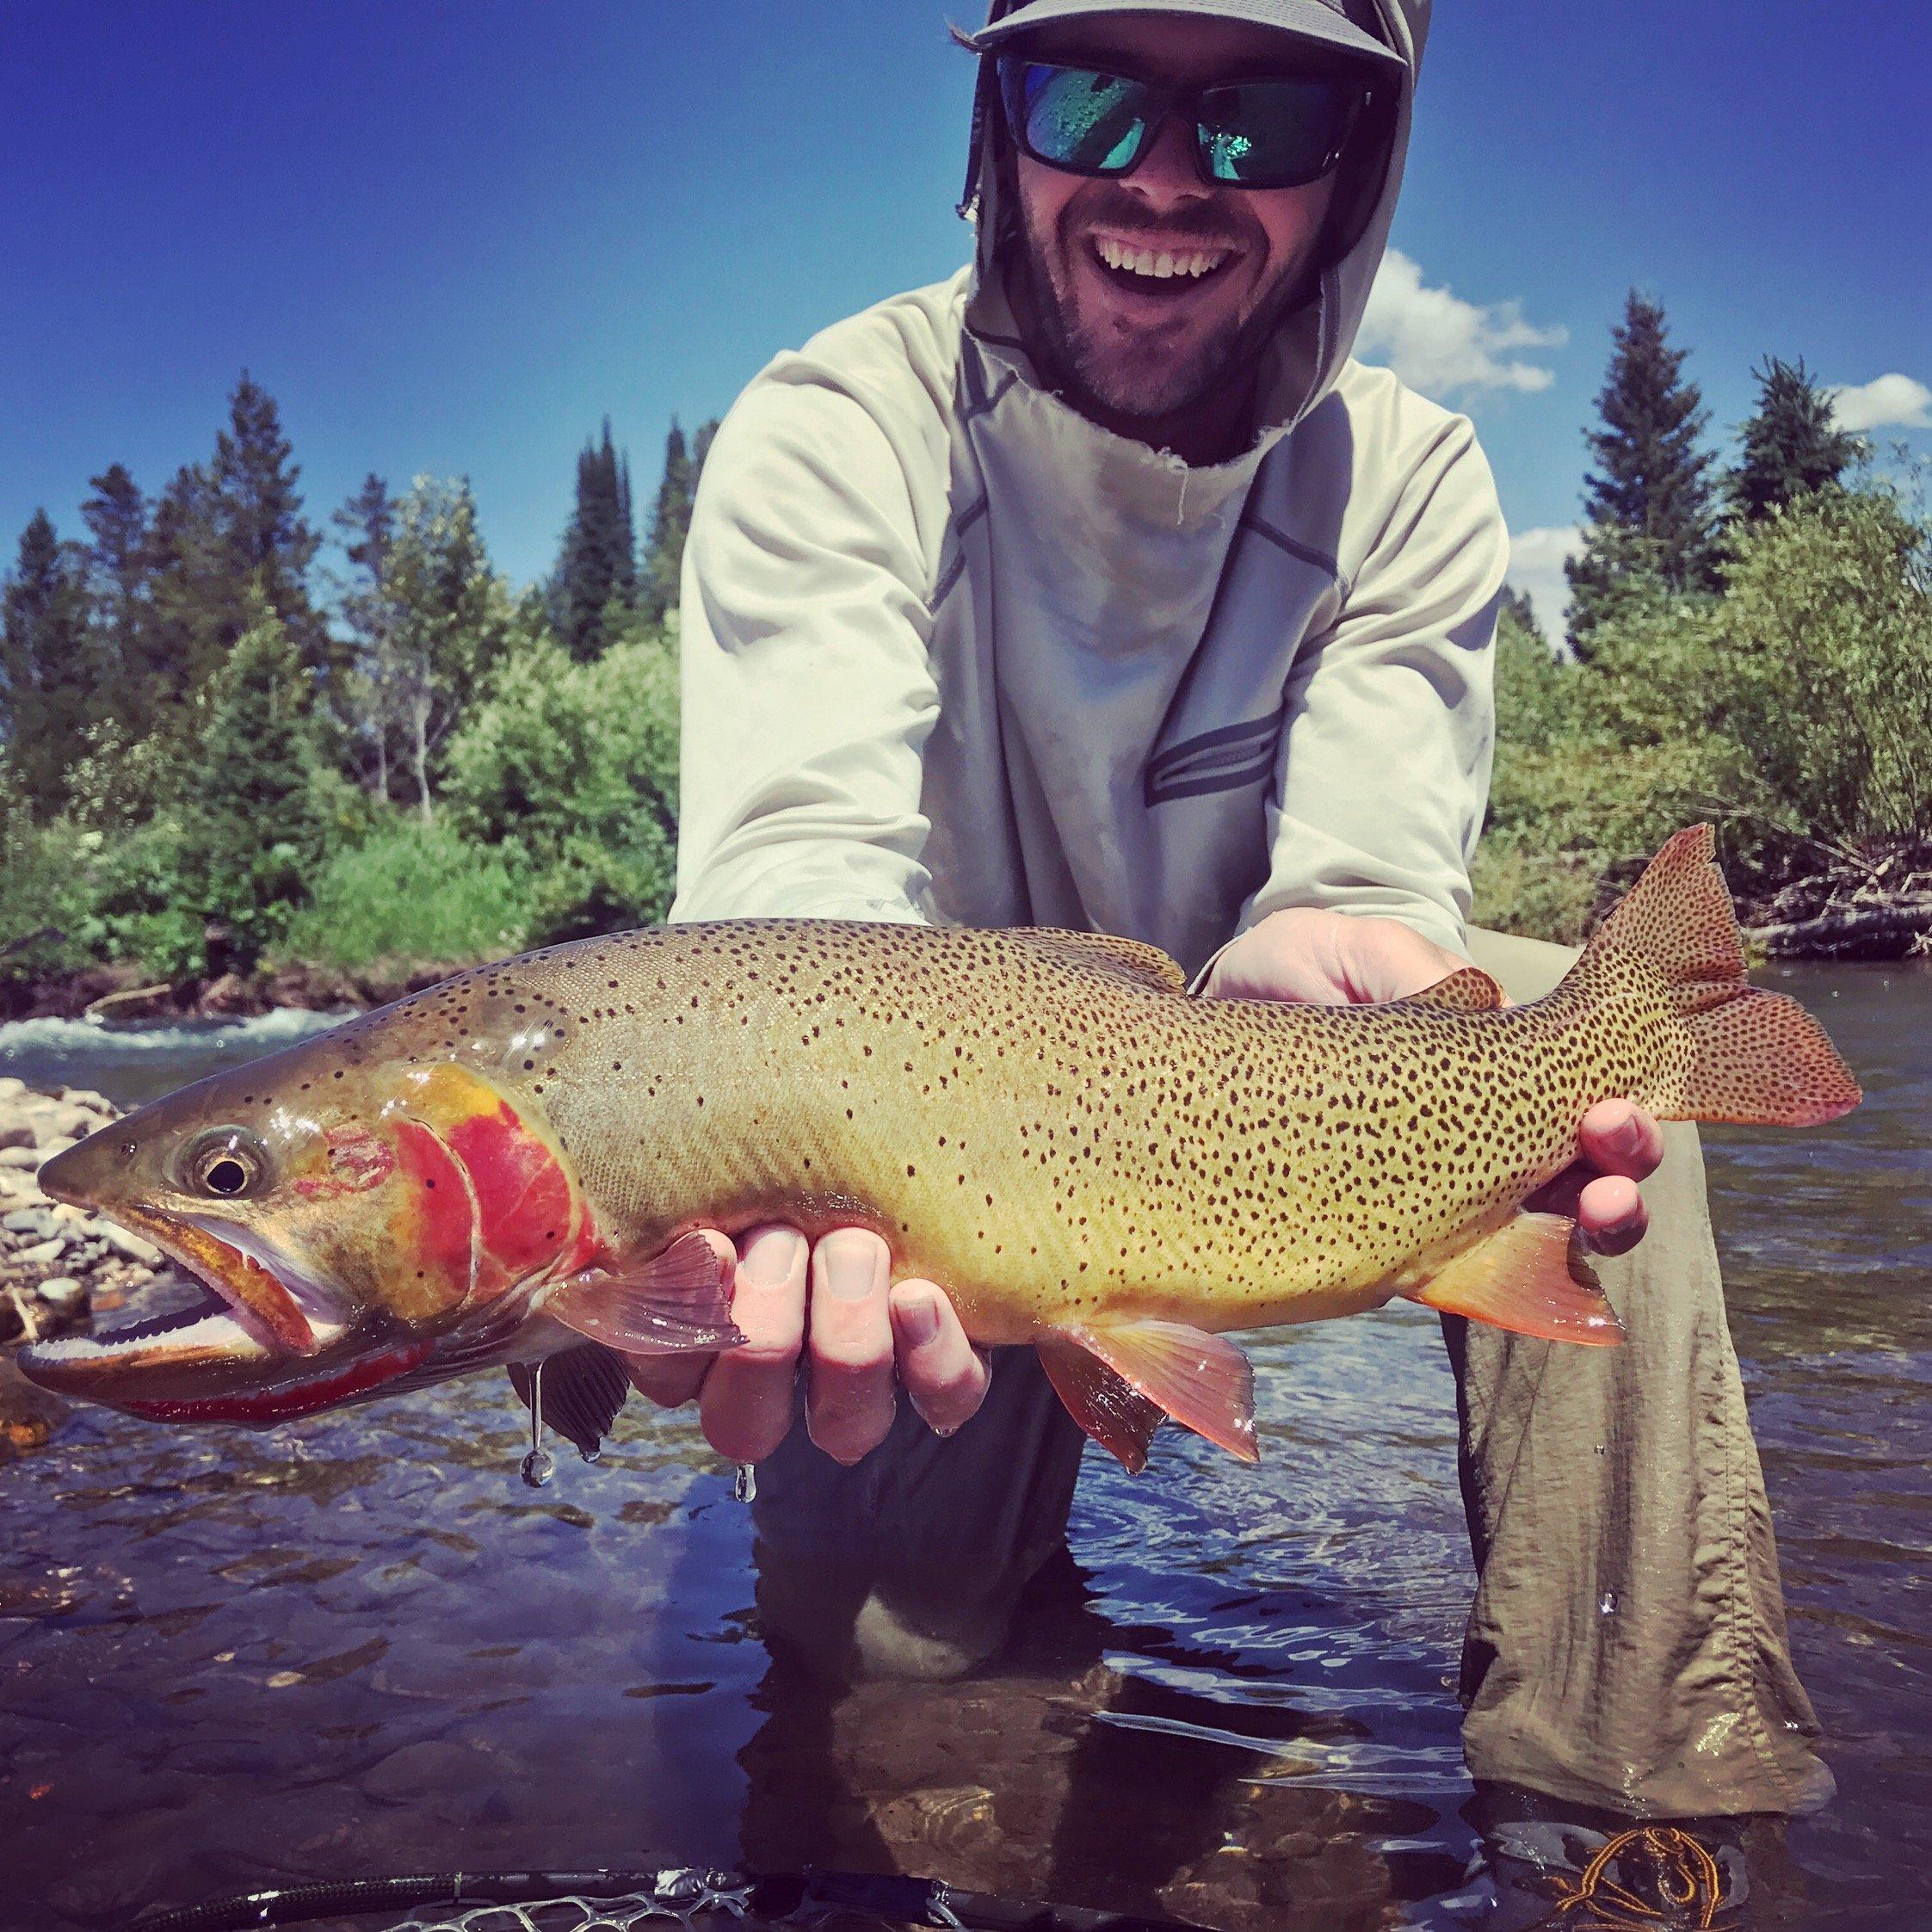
[732,1463,757,1503]
[521,1447,554,1489]
[581,1446,602,1465]
[1598,1589,1619,1615]
[1594,1442,1607,1456]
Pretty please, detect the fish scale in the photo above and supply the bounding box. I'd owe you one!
[20,828,1861,1472]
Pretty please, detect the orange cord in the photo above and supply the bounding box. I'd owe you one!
[1546,1824,1727,1929]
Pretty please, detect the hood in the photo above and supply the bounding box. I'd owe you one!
[958,0,1429,454]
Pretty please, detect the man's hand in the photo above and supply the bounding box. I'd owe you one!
[1205,905,1663,1255]
[621,1225,991,1465]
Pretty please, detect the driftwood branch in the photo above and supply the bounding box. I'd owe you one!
[1746,894,1932,957]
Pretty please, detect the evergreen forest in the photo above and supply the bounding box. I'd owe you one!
[2,289,1929,1015]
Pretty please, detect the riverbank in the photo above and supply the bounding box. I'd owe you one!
[0,1079,163,1454]
[0,957,461,1025]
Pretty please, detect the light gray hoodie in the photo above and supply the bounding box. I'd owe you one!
[672,0,1507,979]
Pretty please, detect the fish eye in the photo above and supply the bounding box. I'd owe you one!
[180,1128,271,1201]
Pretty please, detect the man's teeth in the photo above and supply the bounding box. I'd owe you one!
[1095,238,1226,280]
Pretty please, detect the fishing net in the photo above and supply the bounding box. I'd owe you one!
[380,1869,760,1932]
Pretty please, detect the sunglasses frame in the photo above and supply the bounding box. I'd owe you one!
[997,55,1375,191]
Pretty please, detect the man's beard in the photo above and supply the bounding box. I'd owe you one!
[1010,179,1306,427]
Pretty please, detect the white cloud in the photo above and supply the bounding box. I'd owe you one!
[1505,524,1582,645]
[1825,373,1932,433]
[1357,250,1567,400]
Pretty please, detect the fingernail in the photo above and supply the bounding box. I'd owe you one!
[822,1232,883,1301]
[739,1226,806,1287]
[1611,1118,1645,1156]
[898,1294,940,1347]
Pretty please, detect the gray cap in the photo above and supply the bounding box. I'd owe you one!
[972,0,1403,71]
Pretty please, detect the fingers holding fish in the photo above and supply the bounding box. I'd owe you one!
[805,1226,898,1464]
[890,1281,991,1436]
[697,1223,809,1464]
[1529,1102,1664,1256]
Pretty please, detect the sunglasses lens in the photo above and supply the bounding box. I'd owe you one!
[1009,63,1151,174]
[1196,77,1361,186]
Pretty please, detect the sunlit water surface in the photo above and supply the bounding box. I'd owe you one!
[0,967,1925,1929]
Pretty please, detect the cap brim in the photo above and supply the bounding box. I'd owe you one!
[973,0,1403,71]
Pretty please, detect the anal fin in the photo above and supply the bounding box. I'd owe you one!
[546,1230,744,1354]
[1042,1318,1258,1469]
[507,1342,632,1460]
[1410,1212,1624,1343]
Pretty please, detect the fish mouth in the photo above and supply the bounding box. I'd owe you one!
[15,1204,363,1419]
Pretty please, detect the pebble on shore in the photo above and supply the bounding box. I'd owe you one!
[0,1077,165,1453]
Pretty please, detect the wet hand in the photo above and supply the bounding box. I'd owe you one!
[1526,1099,1663,1256]
[620,1225,991,1466]
[1203,905,1472,1006]
[1204,907,1662,1254]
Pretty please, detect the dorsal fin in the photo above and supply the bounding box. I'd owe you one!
[1398,966,1506,1012]
[1012,929,1188,996]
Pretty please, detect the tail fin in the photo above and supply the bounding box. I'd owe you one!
[1576,825,1862,1126]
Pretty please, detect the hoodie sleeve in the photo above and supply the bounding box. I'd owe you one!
[670,364,944,926]
[1236,409,1509,959]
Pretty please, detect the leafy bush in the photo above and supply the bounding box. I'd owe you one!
[278,815,532,972]
[1712,485,1932,846]
[442,627,678,941]
[1478,482,1932,934]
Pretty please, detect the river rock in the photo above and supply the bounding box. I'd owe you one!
[0,1123,35,1152]
[35,1277,83,1311]
[102,1225,163,1267]
[0,1077,25,1103]
[59,1088,114,1114]
[3,1211,52,1237]
[12,1238,66,1268]
[35,1138,77,1160]
[0,1147,41,1171]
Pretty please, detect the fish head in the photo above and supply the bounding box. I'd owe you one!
[19,1040,596,1425]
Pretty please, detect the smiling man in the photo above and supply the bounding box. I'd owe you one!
[659,0,1831,1845]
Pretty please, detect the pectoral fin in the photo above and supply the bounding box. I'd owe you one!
[546,1231,744,1354]
[1040,1318,1257,1471]
[1038,1338,1164,1474]
[1409,1212,1624,1343]
[506,1342,631,1460]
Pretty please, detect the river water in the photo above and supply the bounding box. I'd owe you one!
[0,965,1925,1930]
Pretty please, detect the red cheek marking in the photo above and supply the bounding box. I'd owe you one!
[393,1120,475,1311]
[447,1102,578,1293]
[118,1343,433,1423]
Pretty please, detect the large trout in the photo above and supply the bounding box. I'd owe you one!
[20,827,1859,1470]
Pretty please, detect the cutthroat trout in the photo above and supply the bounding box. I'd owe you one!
[21,827,1859,1471]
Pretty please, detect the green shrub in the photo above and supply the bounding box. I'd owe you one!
[442,627,678,941]
[277,816,533,972]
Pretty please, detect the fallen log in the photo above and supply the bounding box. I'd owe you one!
[1745,894,1932,958]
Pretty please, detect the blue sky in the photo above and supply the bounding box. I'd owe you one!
[4,1,1927,634]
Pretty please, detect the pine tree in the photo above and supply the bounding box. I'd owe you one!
[207,373,329,676]
[552,420,638,658]
[1496,583,1548,651]
[182,601,324,972]
[0,511,98,817]
[640,417,719,623]
[80,464,152,717]
[1565,292,1719,652]
[1726,357,1861,526]
[330,473,399,799]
